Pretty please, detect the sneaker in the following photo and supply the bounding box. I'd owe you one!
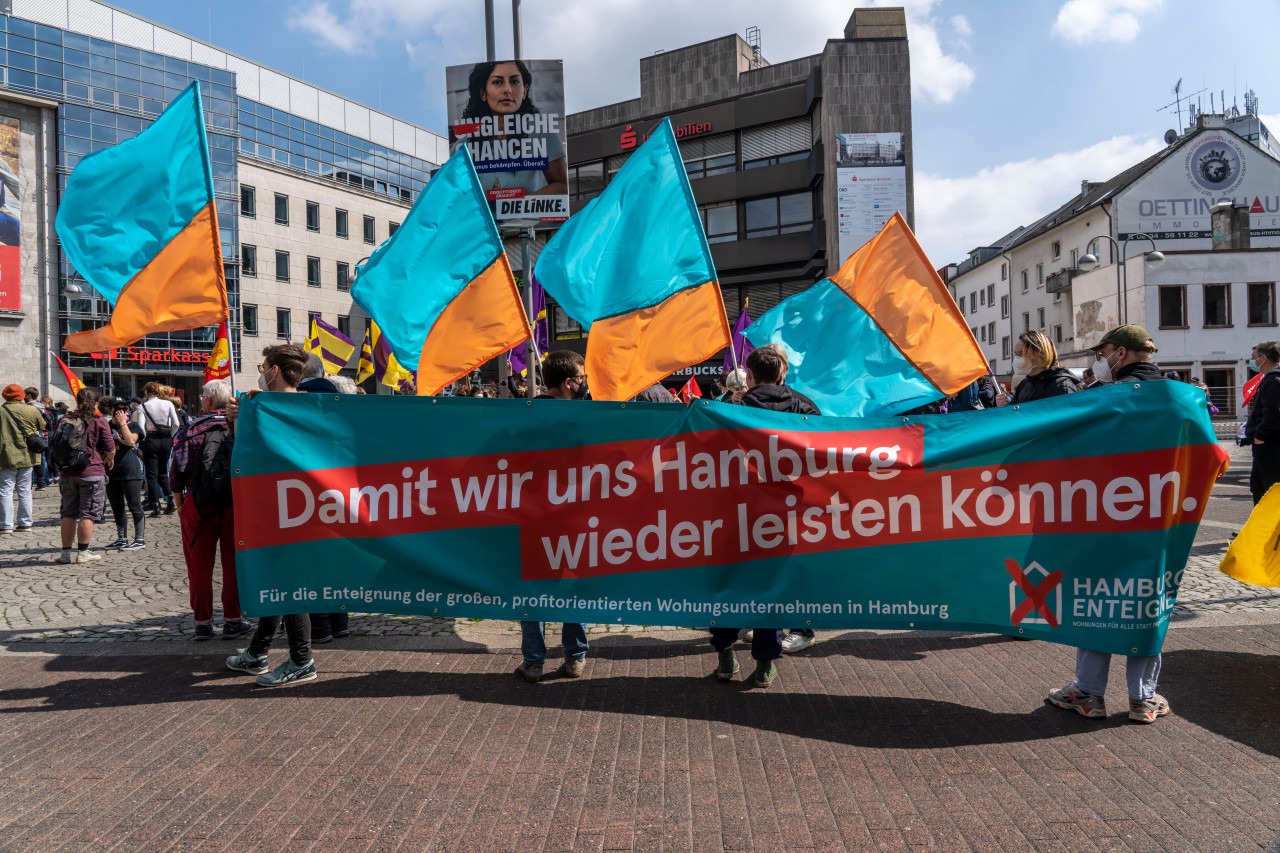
[311,633,334,645]
[560,658,586,678]
[333,629,351,639]
[1047,682,1107,719]
[514,662,543,683]
[76,549,102,562]
[193,624,215,641]
[716,650,740,681]
[14,525,32,532]
[255,658,318,688]
[221,620,253,640]
[738,629,753,643]
[225,650,269,675]
[1128,694,1171,724]
[124,540,146,551]
[104,537,129,550]
[781,632,817,654]
[56,550,76,564]
[752,661,778,688]
[0,529,11,535]
[163,501,176,515]
[148,508,161,519]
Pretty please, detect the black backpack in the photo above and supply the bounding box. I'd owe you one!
[190,425,234,515]
[49,417,91,471]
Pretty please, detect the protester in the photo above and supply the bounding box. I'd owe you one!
[310,373,358,644]
[710,345,817,684]
[101,397,146,551]
[1243,340,1280,505]
[1048,324,1169,723]
[632,383,675,403]
[135,381,179,516]
[298,351,339,393]
[1081,366,1102,390]
[52,387,115,563]
[516,350,590,682]
[161,384,189,432]
[996,331,1078,405]
[23,387,50,489]
[226,345,318,686]
[0,383,42,534]
[39,395,60,487]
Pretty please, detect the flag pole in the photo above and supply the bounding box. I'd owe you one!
[727,296,747,375]
[226,316,237,394]
[523,227,537,398]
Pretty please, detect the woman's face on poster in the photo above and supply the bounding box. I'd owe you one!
[483,62,527,114]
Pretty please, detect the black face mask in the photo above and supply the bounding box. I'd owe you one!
[573,379,590,400]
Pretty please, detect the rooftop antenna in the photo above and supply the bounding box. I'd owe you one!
[1245,89,1259,117]
[1174,78,1182,132]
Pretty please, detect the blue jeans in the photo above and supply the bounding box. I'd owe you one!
[521,621,588,665]
[1075,649,1161,700]
[0,466,33,530]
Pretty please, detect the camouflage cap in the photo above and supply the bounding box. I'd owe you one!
[1090,324,1157,353]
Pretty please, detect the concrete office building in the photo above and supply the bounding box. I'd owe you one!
[562,7,914,385]
[0,0,446,404]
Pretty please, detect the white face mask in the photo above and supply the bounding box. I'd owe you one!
[257,372,270,392]
[1012,357,1027,375]
[1092,354,1113,384]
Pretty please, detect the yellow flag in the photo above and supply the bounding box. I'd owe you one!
[1219,484,1280,587]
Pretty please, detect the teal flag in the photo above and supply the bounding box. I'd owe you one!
[232,383,1227,656]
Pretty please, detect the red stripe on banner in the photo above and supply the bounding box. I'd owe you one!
[453,122,481,136]
[232,429,1224,582]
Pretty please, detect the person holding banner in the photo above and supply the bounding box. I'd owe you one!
[1049,326,1170,723]
[516,351,590,682]
[1243,341,1280,504]
[995,331,1078,406]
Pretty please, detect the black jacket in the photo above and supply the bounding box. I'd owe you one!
[740,384,821,415]
[632,384,675,403]
[1245,369,1280,446]
[1011,367,1080,404]
[1113,361,1165,384]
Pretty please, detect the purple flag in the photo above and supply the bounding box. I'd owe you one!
[510,273,548,377]
[723,306,754,372]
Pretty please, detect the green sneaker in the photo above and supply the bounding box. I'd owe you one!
[255,658,317,688]
[715,650,740,681]
[225,650,268,675]
[752,661,777,687]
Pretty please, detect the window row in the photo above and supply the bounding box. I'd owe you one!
[242,305,355,344]
[240,187,395,244]
[696,192,815,244]
[241,246,355,290]
[1159,282,1278,329]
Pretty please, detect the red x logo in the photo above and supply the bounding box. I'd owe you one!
[1006,559,1064,629]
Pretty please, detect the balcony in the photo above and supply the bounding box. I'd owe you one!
[1045,267,1080,294]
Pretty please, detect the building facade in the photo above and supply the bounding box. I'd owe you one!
[562,7,913,385]
[946,113,1280,415]
[0,0,445,404]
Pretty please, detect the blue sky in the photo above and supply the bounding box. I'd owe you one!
[114,0,1280,265]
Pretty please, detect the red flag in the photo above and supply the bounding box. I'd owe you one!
[53,353,84,396]
[204,320,231,382]
[1243,372,1264,407]
[679,376,703,404]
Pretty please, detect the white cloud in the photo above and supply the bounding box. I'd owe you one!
[915,134,1166,265]
[288,2,359,54]
[1052,0,1163,45]
[950,14,972,37]
[867,0,974,103]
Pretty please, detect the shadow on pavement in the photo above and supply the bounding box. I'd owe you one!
[1162,648,1280,758]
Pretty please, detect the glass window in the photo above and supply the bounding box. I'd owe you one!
[240,185,255,217]
[274,193,288,225]
[569,161,604,199]
[1002,336,1010,358]
[1248,282,1276,326]
[745,193,812,239]
[306,200,319,232]
[1159,286,1186,328]
[1022,312,1030,332]
[389,221,399,235]
[1203,283,1231,327]
[338,315,351,339]
[275,251,289,282]
[337,262,350,291]
[336,208,349,238]
[553,304,583,340]
[1001,262,1007,281]
[307,256,321,287]
[363,215,376,244]
[1037,308,1045,328]
[700,202,736,244]
[986,284,995,305]
[1021,270,1029,293]
[243,304,258,336]
[241,244,256,276]
[1001,294,1009,318]
[1051,241,1061,260]
[969,293,976,313]
[1036,263,1044,285]
[276,308,291,340]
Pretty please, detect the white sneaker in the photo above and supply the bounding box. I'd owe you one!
[738,629,754,643]
[76,549,102,562]
[56,550,77,564]
[781,632,816,654]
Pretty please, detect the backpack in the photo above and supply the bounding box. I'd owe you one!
[190,425,234,515]
[50,417,92,471]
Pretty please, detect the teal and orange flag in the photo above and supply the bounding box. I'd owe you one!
[57,81,227,353]
[746,212,987,417]
[352,145,530,395]
[534,118,731,401]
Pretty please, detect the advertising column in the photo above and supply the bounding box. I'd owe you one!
[0,115,21,311]
[445,59,569,227]
[834,132,906,263]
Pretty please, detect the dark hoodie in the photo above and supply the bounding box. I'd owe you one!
[1010,367,1079,404]
[1113,361,1164,384]
[741,384,821,415]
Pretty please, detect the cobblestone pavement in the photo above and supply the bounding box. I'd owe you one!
[0,442,1270,648]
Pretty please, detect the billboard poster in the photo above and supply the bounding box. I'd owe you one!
[446,59,569,227]
[834,132,906,263]
[0,115,20,311]
[1115,129,1280,241]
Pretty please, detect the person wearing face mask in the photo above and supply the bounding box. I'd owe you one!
[995,331,1079,406]
[1242,340,1280,504]
[1048,324,1171,724]
[516,350,590,682]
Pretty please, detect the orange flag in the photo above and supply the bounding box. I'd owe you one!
[54,353,84,396]
[204,320,231,382]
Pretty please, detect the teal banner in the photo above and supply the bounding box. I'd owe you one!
[232,382,1227,655]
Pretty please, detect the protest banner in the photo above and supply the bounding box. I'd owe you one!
[232,382,1227,656]
[446,59,568,226]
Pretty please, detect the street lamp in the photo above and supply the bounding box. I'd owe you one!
[1078,233,1164,325]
